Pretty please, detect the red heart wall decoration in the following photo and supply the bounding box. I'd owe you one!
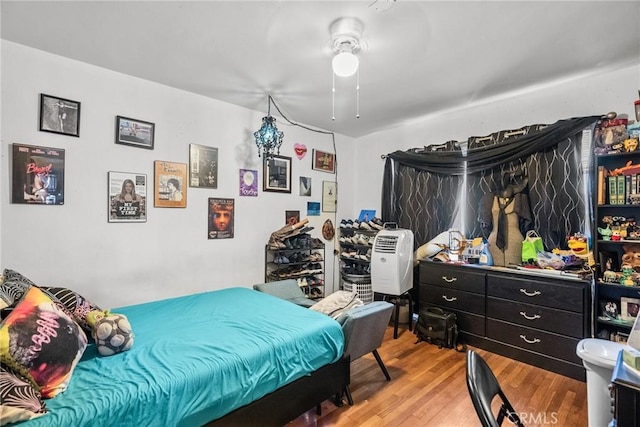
[294,143,307,160]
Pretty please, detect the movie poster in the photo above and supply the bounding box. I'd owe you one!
[108,171,147,223]
[208,198,234,239]
[12,143,65,205]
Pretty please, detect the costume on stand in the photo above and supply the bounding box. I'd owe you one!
[478,174,533,267]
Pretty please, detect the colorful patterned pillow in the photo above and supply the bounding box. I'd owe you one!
[0,269,35,307]
[40,286,103,335]
[0,364,46,424]
[0,286,88,398]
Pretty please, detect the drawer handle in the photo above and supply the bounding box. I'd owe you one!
[519,335,541,344]
[519,289,541,297]
[442,295,457,302]
[519,311,541,320]
[442,276,457,283]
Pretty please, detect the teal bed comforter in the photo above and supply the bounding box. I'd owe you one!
[19,287,344,426]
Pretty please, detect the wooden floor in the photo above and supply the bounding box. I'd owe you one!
[290,324,588,427]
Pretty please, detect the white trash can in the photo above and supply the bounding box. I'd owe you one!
[576,338,629,427]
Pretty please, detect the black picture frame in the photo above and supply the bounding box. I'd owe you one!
[263,155,292,193]
[189,144,218,188]
[39,94,80,137]
[115,116,155,149]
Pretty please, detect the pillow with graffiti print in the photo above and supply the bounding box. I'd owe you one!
[0,286,87,398]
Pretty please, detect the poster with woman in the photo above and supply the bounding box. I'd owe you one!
[108,171,147,223]
[208,198,234,239]
[12,143,65,205]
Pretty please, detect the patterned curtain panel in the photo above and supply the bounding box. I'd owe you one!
[383,160,461,248]
[381,116,599,248]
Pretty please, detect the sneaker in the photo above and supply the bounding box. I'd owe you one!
[359,221,372,230]
[370,218,384,230]
[340,219,349,229]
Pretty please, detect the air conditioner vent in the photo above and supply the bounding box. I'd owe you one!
[374,235,398,253]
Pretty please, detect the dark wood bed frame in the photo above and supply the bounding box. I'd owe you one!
[208,356,350,427]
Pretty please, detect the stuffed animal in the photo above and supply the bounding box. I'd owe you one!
[86,310,134,356]
[621,245,640,271]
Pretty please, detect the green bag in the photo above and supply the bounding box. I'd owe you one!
[522,230,544,263]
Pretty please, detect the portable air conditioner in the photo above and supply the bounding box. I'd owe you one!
[371,228,414,296]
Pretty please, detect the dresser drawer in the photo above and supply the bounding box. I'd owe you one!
[486,318,581,364]
[420,263,485,294]
[421,284,484,315]
[487,297,584,338]
[487,274,585,312]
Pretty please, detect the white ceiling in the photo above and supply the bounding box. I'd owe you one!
[2,1,639,138]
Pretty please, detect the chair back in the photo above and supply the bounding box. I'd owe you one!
[337,301,394,361]
[465,350,524,427]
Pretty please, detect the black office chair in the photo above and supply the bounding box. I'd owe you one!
[465,350,525,427]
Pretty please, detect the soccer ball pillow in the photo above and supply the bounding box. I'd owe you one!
[87,311,134,356]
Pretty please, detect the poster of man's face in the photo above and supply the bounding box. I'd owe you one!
[208,198,234,239]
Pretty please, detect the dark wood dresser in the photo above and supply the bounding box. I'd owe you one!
[419,261,591,381]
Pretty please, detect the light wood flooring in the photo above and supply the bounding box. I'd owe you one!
[290,324,588,426]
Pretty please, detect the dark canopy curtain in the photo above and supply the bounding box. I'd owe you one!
[381,116,600,249]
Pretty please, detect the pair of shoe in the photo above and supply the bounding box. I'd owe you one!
[309,252,323,262]
[297,277,308,288]
[310,287,323,298]
[274,254,290,264]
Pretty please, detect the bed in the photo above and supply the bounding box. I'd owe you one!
[12,287,348,427]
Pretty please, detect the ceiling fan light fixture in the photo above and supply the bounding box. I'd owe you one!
[332,50,359,77]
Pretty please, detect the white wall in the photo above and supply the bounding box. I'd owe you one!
[1,41,353,307]
[353,64,640,244]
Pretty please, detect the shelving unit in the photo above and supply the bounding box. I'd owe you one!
[338,223,379,303]
[594,149,640,342]
[265,233,325,300]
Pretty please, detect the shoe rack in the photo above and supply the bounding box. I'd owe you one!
[338,218,383,299]
[265,233,325,300]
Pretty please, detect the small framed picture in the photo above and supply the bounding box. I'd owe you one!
[300,176,312,196]
[322,181,337,212]
[39,94,80,137]
[108,171,147,223]
[600,300,619,320]
[263,155,292,193]
[208,198,234,239]
[116,116,155,149]
[189,144,218,188]
[621,297,640,321]
[312,149,335,174]
[285,210,300,226]
[154,161,187,208]
[307,202,320,216]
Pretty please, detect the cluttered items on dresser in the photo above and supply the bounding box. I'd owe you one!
[414,306,466,352]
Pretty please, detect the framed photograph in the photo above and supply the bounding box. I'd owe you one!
[108,171,147,223]
[307,202,320,216]
[189,144,218,188]
[115,116,155,149]
[322,181,337,212]
[600,300,619,320]
[39,94,80,137]
[621,297,640,321]
[154,161,187,208]
[300,176,312,196]
[12,143,65,205]
[285,210,300,226]
[312,149,335,174]
[239,169,258,197]
[263,155,291,193]
[208,198,234,239]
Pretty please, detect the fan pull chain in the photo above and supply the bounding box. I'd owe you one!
[332,73,336,121]
[356,68,360,119]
